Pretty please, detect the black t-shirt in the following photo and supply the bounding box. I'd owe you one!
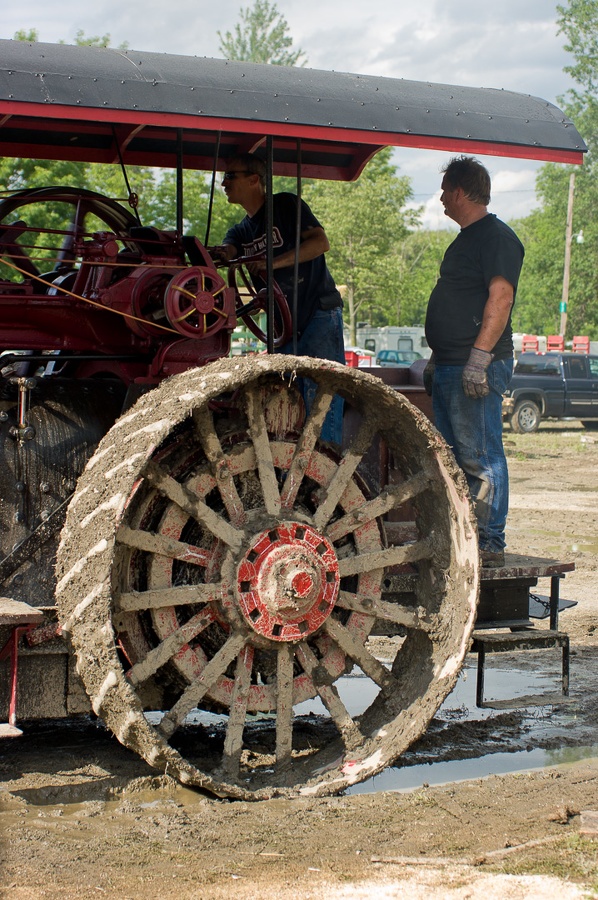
[425,214,524,365]
[224,192,341,335]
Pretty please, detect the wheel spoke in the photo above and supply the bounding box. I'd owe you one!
[173,284,198,302]
[243,386,281,516]
[275,643,295,772]
[117,525,212,567]
[323,617,396,696]
[336,590,430,631]
[127,607,217,686]
[280,384,334,509]
[222,644,255,777]
[158,631,248,738]
[295,643,363,751]
[143,459,244,551]
[117,582,220,611]
[326,471,431,542]
[337,536,434,578]
[312,418,377,531]
[192,406,246,525]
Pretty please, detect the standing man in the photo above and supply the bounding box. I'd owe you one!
[424,156,524,568]
[210,153,345,445]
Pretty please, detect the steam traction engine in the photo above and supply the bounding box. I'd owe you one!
[0,40,584,799]
[0,185,478,798]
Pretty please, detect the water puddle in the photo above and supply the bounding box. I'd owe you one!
[294,663,562,720]
[346,743,598,795]
[133,657,598,798]
[338,662,598,795]
[570,539,598,554]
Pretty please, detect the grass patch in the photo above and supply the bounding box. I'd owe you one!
[486,833,598,891]
[503,428,592,459]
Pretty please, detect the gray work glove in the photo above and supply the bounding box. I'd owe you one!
[462,347,493,398]
[423,354,435,396]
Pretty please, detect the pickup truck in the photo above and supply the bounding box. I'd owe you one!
[503,351,598,432]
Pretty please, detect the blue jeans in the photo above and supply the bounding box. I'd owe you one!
[432,358,513,552]
[280,307,345,446]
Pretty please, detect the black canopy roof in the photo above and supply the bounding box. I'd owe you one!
[0,40,586,180]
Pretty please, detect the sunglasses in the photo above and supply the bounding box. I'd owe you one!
[222,170,253,181]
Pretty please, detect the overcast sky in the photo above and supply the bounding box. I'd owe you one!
[1,1,577,228]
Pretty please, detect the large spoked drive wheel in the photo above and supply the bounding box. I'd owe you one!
[56,356,479,800]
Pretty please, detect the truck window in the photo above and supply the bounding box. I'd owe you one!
[589,358,598,377]
[515,358,560,375]
[566,357,588,378]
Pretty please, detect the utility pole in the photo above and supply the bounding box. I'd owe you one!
[560,172,576,337]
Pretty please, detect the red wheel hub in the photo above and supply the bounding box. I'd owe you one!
[236,522,340,641]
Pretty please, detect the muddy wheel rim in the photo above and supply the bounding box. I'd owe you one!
[56,355,479,800]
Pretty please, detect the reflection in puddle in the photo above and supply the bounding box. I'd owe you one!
[346,743,598,795]
[142,659,597,797]
[294,669,379,718]
[570,539,598,554]
[295,661,563,720]
[341,662,595,795]
[296,660,597,795]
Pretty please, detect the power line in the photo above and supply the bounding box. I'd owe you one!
[411,188,537,198]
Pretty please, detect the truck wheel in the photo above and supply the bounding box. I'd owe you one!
[510,399,541,433]
[55,355,479,800]
[581,421,598,431]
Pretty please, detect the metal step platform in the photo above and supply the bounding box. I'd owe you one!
[473,554,574,707]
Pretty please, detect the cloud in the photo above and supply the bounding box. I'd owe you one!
[489,166,542,222]
[411,191,454,231]
[366,12,569,102]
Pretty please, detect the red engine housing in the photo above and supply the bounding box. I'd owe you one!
[0,188,238,384]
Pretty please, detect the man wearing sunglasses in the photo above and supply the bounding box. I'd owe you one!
[210,153,345,446]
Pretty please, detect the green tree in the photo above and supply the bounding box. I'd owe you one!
[12,28,38,42]
[514,1,598,341]
[516,161,598,339]
[558,0,598,95]
[303,149,418,343]
[218,0,306,66]
[555,0,598,338]
[13,27,128,49]
[395,229,454,328]
[69,29,128,49]
[143,169,240,243]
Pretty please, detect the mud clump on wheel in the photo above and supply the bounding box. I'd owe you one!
[56,355,479,800]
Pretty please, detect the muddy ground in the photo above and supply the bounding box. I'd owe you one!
[2,423,598,899]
